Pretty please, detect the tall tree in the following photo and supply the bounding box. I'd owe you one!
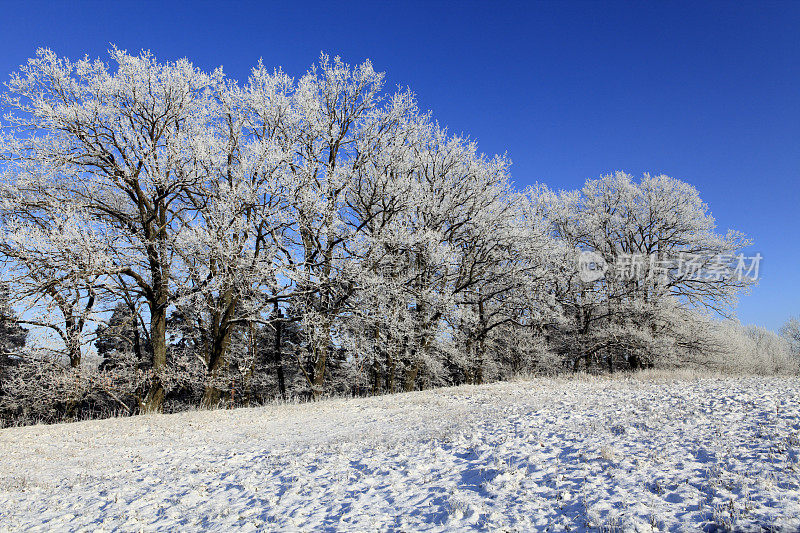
[1,48,223,410]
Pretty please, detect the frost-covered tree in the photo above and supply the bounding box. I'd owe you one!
[0,198,112,366]
[781,317,800,356]
[172,74,294,406]
[0,284,27,369]
[540,173,754,371]
[251,54,420,396]
[0,47,778,425]
[695,320,798,375]
[0,48,228,410]
[95,301,147,367]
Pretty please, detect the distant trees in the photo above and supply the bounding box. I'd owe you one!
[697,319,799,375]
[0,284,27,370]
[781,317,800,356]
[0,48,788,425]
[95,302,147,368]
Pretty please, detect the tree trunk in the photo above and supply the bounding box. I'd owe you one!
[386,346,396,394]
[475,300,486,385]
[312,340,327,399]
[274,310,286,400]
[64,316,81,368]
[465,336,476,384]
[310,317,331,399]
[142,302,167,413]
[202,323,232,408]
[404,363,419,392]
[371,358,381,396]
[371,325,382,395]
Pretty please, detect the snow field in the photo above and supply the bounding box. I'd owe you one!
[1,375,799,531]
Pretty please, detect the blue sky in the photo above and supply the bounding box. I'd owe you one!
[1,1,797,329]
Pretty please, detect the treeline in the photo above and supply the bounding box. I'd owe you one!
[0,49,796,425]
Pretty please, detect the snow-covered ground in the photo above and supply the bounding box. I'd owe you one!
[1,374,799,532]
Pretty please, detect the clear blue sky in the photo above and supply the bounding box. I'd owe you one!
[1,1,797,329]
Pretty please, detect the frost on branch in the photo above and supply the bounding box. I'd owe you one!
[0,49,789,425]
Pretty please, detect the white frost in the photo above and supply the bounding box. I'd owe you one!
[1,375,799,531]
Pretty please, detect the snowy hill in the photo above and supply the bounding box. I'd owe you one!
[1,374,799,532]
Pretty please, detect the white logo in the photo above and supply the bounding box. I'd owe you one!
[578,251,608,282]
